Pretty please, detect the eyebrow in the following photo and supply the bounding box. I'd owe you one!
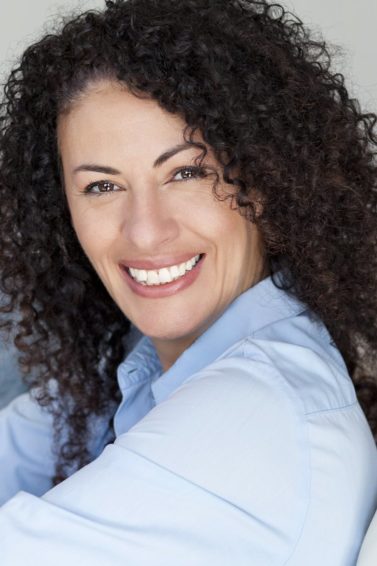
[72,143,195,175]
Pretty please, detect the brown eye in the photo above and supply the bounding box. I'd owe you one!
[172,166,207,181]
[84,181,121,194]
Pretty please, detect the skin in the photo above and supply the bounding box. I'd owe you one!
[58,79,268,372]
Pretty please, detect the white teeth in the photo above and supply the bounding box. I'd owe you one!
[139,269,147,282]
[157,268,171,284]
[129,267,147,282]
[147,271,160,285]
[178,263,186,276]
[129,254,201,286]
[169,265,181,278]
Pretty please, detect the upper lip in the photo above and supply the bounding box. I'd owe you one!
[120,253,203,271]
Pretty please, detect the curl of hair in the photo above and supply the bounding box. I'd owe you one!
[1,0,377,484]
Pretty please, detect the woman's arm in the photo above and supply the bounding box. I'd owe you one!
[0,392,55,504]
[1,354,375,564]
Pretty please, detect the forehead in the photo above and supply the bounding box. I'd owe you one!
[57,79,187,144]
[56,79,217,173]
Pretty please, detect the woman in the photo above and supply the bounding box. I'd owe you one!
[1,0,377,563]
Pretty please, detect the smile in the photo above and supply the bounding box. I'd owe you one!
[120,253,206,299]
[128,254,202,286]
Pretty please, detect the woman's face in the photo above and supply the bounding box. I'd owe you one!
[58,79,267,369]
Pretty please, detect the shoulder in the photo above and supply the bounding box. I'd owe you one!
[116,335,377,563]
[239,331,357,414]
[111,300,377,564]
[118,347,310,538]
[173,321,357,421]
[169,341,307,441]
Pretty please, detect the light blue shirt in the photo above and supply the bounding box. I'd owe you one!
[1,273,377,565]
[0,331,26,410]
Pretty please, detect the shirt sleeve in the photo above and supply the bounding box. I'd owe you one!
[0,392,55,505]
[0,357,309,565]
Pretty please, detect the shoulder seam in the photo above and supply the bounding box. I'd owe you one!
[305,400,359,417]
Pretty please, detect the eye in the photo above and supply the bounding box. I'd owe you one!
[83,180,122,195]
[172,166,208,182]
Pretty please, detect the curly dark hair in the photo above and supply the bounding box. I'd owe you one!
[1,0,377,485]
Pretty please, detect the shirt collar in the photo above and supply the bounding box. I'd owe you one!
[117,270,307,404]
[117,328,162,389]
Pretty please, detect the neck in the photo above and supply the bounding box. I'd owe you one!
[152,331,199,373]
[151,263,272,372]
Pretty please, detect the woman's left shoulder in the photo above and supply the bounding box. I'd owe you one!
[234,333,358,416]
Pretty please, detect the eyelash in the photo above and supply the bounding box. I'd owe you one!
[82,165,208,195]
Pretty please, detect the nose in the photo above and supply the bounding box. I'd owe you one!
[120,190,179,253]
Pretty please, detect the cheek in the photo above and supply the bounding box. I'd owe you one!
[205,200,250,243]
[70,205,117,263]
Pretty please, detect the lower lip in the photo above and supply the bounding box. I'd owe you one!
[120,254,206,299]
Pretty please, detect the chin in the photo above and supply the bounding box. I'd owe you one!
[138,317,201,342]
